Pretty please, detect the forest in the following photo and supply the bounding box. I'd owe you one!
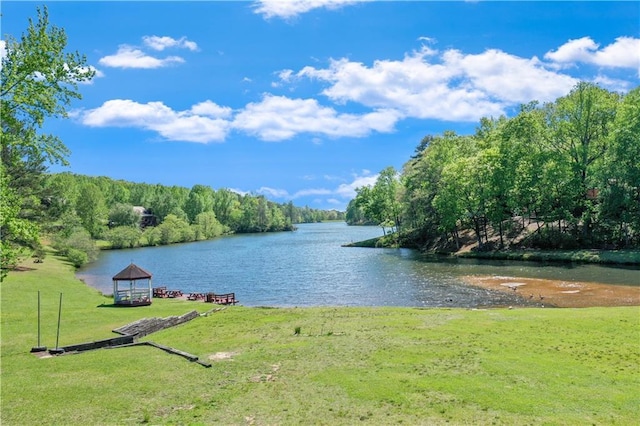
[46,172,342,252]
[347,83,640,252]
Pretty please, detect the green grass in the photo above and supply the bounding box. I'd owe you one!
[2,253,639,425]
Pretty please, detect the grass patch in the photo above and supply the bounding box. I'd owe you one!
[2,254,639,424]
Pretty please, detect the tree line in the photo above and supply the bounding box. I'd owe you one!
[347,83,640,251]
[48,172,343,246]
[0,8,342,277]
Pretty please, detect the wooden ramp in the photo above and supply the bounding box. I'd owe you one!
[112,310,199,338]
[46,310,218,368]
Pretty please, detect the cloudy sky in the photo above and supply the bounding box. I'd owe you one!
[3,1,639,210]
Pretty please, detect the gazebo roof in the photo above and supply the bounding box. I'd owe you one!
[112,263,152,281]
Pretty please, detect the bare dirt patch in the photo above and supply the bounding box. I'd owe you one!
[464,275,640,308]
[208,351,238,361]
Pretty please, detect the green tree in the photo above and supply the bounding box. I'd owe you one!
[0,6,94,275]
[103,226,141,249]
[155,214,193,245]
[194,211,225,239]
[543,82,619,237]
[372,167,402,235]
[184,184,214,223]
[75,183,107,238]
[598,87,640,245]
[0,176,40,277]
[108,203,140,228]
[401,132,476,247]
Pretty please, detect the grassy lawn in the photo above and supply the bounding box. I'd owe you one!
[2,253,639,425]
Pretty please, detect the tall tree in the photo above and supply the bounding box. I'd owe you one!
[543,82,619,236]
[598,87,640,245]
[184,184,214,223]
[75,183,107,238]
[1,7,94,277]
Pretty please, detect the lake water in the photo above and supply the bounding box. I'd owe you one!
[77,222,639,308]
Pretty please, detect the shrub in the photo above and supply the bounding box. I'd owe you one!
[66,248,88,267]
[52,228,99,267]
[104,226,141,248]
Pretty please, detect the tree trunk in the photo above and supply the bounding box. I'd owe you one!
[474,219,483,249]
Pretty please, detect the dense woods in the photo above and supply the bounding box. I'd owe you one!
[347,83,640,251]
[51,172,342,234]
[4,167,344,270]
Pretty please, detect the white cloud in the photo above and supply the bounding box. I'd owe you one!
[77,93,402,143]
[294,188,333,197]
[442,49,577,104]
[253,0,370,19]
[189,100,233,118]
[294,45,578,122]
[81,36,638,145]
[258,187,290,198]
[592,75,634,93]
[545,36,640,71]
[232,94,400,141]
[142,35,198,51]
[335,172,378,199]
[243,171,379,207]
[544,37,598,65]
[79,99,230,143]
[98,45,185,69]
[230,188,249,196]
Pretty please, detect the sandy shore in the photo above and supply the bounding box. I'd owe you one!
[463,275,640,308]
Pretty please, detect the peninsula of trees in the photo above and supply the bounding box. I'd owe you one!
[347,83,640,252]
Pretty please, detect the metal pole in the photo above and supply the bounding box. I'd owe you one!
[49,293,64,355]
[55,292,62,349]
[38,290,41,347]
[31,290,47,353]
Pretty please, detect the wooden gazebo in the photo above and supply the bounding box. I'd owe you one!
[112,263,153,306]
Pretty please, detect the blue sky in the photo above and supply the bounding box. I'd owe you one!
[2,1,639,211]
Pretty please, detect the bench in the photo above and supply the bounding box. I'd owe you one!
[153,287,168,298]
[166,290,183,298]
[187,293,206,301]
[206,292,237,305]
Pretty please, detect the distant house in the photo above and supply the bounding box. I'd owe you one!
[133,206,157,228]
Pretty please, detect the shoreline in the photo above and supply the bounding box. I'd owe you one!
[344,237,640,266]
[463,275,640,308]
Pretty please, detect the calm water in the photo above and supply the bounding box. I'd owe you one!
[77,222,639,308]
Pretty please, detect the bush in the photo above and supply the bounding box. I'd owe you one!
[525,227,580,250]
[52,228,99,267]
[104,226,141,248]
[66,248,88,267]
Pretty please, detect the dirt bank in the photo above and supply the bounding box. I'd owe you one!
[463,275,640,308]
